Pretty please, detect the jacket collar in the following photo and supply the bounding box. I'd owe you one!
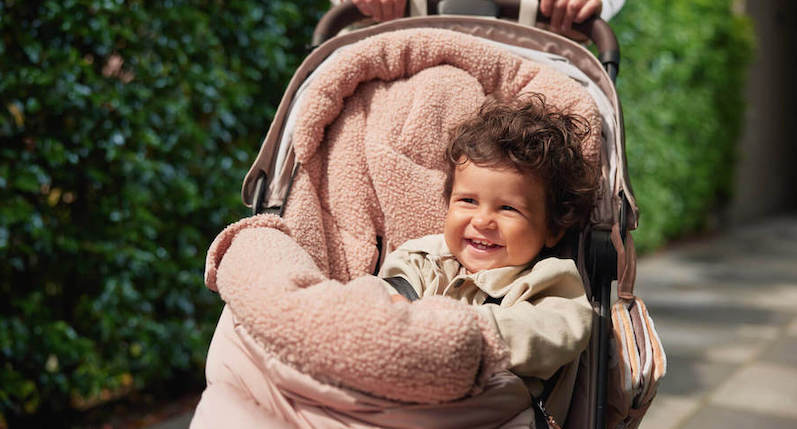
[433,237,540,297]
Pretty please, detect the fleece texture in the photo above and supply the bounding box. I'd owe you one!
[286,28,601,281]
[192,306,534,429]
[204,28,600,406]
[206,215,509,404]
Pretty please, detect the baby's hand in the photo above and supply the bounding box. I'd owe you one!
[540,0,602,33]
[391,294,410,304]
[352,0,406,22]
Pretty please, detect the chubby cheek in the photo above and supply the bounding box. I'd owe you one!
[506,227,544,264]
[443,210,465,252]
[508,242,542,265]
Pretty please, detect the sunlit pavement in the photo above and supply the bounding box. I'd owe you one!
[638,215,797,429]
[144,412,193,429]
[149,215,797,429]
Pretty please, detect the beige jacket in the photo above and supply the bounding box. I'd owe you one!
[378,234,593,424]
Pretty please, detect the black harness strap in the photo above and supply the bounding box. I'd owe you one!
[483,295,503,305]
[532,367,563,428]
[372,236,383,276]
[534,403,551,429]
[383,276,420,302]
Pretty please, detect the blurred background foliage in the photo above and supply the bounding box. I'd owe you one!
[0,0,753,426]
[0,0,327,426]
[612,0,754,250]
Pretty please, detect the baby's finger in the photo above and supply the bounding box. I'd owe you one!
[575,0,602,22]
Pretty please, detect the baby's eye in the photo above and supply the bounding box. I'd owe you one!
[500,205,518,212]
[460,198,476,205]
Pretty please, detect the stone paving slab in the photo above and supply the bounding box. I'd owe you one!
[146,411,193,429]
[639,215,797,429]
[710,362,797,419]
[656,357,737,398]
[639,394,698,429]
[654,319,780,363]
[788,318,797,336]
[679,406,797,429]
[764,334,797,367]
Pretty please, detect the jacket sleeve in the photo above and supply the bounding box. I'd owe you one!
[474,264,593,379]
[601,0,626,21]
[377,247,428,297]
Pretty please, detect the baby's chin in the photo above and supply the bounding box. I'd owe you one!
[461,259,504,273]
[460,254,537,273]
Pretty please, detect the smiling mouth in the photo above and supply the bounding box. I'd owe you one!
[465,238,503,251]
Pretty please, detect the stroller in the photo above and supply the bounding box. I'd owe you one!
[193,1,664,428]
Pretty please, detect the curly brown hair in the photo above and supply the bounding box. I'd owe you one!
[444,93,599,234]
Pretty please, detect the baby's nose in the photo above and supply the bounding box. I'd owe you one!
[472,210,496,228]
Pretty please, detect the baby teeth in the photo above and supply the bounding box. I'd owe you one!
[470,239,498,248]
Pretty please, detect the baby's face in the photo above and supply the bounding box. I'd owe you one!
[444,161,562,272]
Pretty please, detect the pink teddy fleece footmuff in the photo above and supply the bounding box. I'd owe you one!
[192,28,600,429]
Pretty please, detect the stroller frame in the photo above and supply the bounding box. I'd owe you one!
[244,1,638,427]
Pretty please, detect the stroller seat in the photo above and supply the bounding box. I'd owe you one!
[194,13,653,428]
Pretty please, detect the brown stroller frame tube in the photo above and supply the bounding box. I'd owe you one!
[587,196,629,429]
[313,0,620,82]
[588,229,615,429]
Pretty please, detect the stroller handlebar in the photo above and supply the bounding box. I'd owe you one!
[313,0,620,81]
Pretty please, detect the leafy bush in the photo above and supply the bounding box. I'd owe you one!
[611,0,754,250]
[0,0,326,424]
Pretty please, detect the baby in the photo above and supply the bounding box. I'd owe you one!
[379,93,598,423]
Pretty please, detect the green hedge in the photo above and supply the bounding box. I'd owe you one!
[0,0,326,425]
[611,0,754,250]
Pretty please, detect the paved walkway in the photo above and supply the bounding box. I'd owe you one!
[151,215,797,429]
[639,215,797,429]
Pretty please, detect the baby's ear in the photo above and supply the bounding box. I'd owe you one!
[545,227,567,248]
